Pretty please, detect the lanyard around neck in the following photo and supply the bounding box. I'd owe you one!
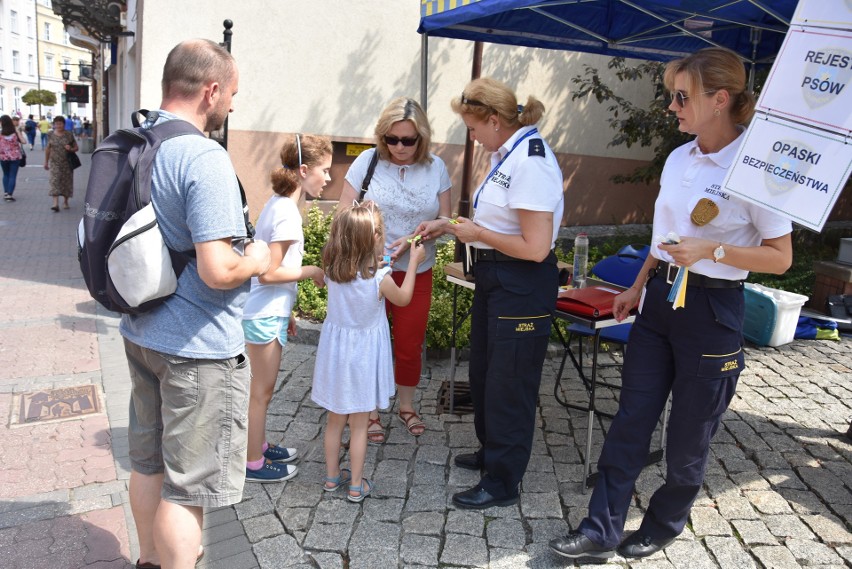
[473,128,538,210]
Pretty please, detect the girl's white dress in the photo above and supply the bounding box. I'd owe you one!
[311,266,395,414]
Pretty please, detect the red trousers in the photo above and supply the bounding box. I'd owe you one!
[387,269,433,387]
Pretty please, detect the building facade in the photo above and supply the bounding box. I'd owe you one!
[35,0,92,120]
[50,0,852,226]
[0,0,39,117]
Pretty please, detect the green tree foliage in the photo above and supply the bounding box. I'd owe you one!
[21,89,57,108]
[571,57,691,184]
[296,205,333,321]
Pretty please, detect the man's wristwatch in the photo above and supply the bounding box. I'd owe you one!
[713,243,726,263]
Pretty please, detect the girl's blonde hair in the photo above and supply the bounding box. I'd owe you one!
[451,77,544,127]
[323,202,384,283]
[374,97,433,164]
[663,47,756,125]
[270,133,333,197]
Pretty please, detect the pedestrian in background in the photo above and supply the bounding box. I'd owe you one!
[44,116,78,211]
[120,39,271,569]
[242,133,331,483]
[338,97,452,443]
[0,115,27,202]
[24,115,37,150]
[312,203,425,503]
[438,78,564,510]
[38,116,51,150]
[549,47,792,562]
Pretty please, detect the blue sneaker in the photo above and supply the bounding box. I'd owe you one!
[264,443,298,463]
[246,460,298,483]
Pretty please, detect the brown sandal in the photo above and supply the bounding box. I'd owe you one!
[367,417,385,445]
[398,410,425,436]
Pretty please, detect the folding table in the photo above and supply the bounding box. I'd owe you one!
[552,287,668,493]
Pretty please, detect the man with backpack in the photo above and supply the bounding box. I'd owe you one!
[120,39,270,569]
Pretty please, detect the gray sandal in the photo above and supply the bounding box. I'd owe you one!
[347,478,374,503]
[324,468,352,492]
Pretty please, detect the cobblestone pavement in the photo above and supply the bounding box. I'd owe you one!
[1,147,850,568]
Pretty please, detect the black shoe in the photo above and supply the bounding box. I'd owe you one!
[549,531,615,560]
[617,532,675,558]
[454,452,483,470]
[452,486,517,509]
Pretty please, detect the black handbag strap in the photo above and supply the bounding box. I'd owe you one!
[358,149,379,201]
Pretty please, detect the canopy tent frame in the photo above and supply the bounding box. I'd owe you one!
[417,0,798,217]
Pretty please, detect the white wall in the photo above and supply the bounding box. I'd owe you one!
[130,0,655,161]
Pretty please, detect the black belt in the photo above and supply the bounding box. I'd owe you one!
[473,248,557,264]
[652,261,743,289]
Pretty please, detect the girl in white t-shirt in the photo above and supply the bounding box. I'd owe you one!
[242,134,331,483]
[312,202,425,502]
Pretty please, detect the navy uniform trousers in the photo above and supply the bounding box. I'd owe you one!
[468,255,558,499]
[578,274,745,548]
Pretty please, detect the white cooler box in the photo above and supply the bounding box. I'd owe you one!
[743,283,809,347]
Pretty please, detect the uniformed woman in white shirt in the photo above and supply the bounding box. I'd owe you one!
[550,47,793,561]
[425,77,564,510]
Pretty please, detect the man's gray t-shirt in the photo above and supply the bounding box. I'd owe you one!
[119,111,248,359]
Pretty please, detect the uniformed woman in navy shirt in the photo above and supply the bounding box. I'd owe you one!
[422,77,564,509]
[550,47,793,561]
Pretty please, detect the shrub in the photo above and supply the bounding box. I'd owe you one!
[427,240,473,349]
[295,204,333,321]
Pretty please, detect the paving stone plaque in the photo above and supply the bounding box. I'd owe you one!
[15,384,101,424]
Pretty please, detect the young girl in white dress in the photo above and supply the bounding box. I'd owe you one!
[312,202,425,502]
[242,134,330,483]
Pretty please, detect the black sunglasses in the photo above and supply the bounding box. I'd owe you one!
[384,135,420,147]
[669,89,715,109]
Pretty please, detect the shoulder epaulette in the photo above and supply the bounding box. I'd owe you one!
[528,138,545,157]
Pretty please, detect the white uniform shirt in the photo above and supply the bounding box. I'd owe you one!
[346,149,452,272]
[653,130,792,281]
[242,195,304,319]
[471,125,564,249]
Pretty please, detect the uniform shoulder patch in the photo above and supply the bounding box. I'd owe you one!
[528,138,545,157]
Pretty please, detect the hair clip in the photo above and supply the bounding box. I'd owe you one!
[517,104,524,114]
[461,92,488,108]
[296,133,302,167]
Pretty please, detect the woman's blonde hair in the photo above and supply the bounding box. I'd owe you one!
[374,97,433,164]
[663,47,756,125]
[451,77,545,127]
[270,134,332,197]
[323,201,384,284]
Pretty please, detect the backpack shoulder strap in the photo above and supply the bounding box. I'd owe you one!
[359,149,379,201]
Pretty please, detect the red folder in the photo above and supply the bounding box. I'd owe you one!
[556,285,622,318]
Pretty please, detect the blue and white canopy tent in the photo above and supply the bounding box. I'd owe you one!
[417,0,801,213]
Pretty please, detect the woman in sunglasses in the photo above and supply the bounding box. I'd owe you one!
[418,77,563,510]
[339,97,452,442]
[550,47,792,562]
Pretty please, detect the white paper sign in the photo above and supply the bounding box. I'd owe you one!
[757,28,852,134]
[722,116,852,231]
[792,0,852,30]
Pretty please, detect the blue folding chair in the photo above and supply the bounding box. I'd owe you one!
[566,244,649,365]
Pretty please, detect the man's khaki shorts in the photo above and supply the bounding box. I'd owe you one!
[124,339,250,508]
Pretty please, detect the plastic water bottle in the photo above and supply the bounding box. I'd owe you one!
[572,233,589,288]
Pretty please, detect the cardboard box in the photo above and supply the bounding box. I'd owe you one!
[743,283,809,347]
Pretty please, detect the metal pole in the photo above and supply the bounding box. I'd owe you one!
[420,33,428,111]
[456,41,483,220]
[748,28,761,93]
[220,19,233,150]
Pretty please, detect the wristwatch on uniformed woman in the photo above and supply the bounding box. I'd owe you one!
[713,243,726,263]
